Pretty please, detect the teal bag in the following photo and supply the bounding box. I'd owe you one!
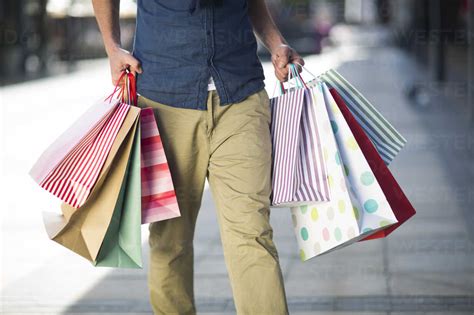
[93,121,143,268]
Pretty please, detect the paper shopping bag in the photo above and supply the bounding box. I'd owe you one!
[140,108,181,224]
[270,87,330,207]
[29,96,119,184]
[42,106,141,262]
[291,83,398,261]
[330,88,416,240]
[31,100,130,208]
[93,119,142,268]
[315,69,407,165]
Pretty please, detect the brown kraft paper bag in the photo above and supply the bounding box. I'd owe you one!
[42,106,140,262]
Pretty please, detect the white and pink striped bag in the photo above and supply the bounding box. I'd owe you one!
[270,87,330,207]
[140,108,181,224]
[30,99,130,208]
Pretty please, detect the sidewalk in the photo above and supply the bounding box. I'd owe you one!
[1,25,473,314]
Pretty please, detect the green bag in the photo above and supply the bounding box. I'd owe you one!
[93,121,143,269]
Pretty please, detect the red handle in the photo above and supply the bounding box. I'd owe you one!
[104,70,138,106]
[105,71,127,102]
[127,72,138,106]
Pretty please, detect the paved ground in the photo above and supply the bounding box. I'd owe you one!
[1,25,473,314]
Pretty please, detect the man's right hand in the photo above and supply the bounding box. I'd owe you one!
[107,46,143,85]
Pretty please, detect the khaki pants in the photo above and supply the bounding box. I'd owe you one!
[137,88,289,315]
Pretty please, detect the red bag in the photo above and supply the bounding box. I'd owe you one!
[330,88,416,240]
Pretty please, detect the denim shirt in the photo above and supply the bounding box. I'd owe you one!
[133,0,266,110]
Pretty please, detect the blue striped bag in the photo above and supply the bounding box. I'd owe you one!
[316,69,407,165]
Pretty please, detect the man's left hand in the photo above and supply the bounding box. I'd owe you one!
[271,44,305,82]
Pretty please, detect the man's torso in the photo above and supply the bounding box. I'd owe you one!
[133,0,266,110]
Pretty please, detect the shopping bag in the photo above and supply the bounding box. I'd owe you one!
[315,69,407,165]
[42,106,141,263]
[29,97,119,185]
[93,118,142,268]
[330,87,416,240]
[291,82,398,261]
[140,108,181,224]
[30,100,130,208]
[29,71,135,208]
[270,70,330,207]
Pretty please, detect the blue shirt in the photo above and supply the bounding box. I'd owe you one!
[132,0,266,110]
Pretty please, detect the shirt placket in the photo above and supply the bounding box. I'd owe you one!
[205,5,229,105]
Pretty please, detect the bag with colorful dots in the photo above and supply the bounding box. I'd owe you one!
[329,87,416,241]
[291,82,398,262]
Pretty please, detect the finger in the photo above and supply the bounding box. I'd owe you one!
[272,59,284,81]
[129,64,142,74]
[275,49,291,69]
[274,64,288,82]
[290,53,304,63]
[275,71,285,82]
[294,62,303,75]
[276,55,290,69]
[271,55,277,66]
[292,57,305,71]
[277,66,289,82]
[292,62,304,76]
[126,55,142,74]
[271,57,280,72]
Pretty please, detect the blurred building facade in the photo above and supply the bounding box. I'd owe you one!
[1,0,345,83]
[386,0,473,127]
[1,0,48,82]
[0,0,136,84]
[1,0,473,119]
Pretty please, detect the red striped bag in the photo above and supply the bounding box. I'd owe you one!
[37,103,130,208]
[29,99,119,190]
[140,108,181,224]
[270,87,330,207]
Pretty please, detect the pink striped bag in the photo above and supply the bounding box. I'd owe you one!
[33,103,130,208]
[29,98,119,190]
[270,87,330,207]
[140,108,181,224]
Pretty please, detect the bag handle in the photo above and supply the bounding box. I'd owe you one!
[274,63,308,96]
[104,71,127,103]
[126,71,138,106]
[104,70,138,106]
[293,61,318,81]
[292,61,326,89]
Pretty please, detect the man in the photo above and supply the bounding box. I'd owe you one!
[92,0,304,314]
